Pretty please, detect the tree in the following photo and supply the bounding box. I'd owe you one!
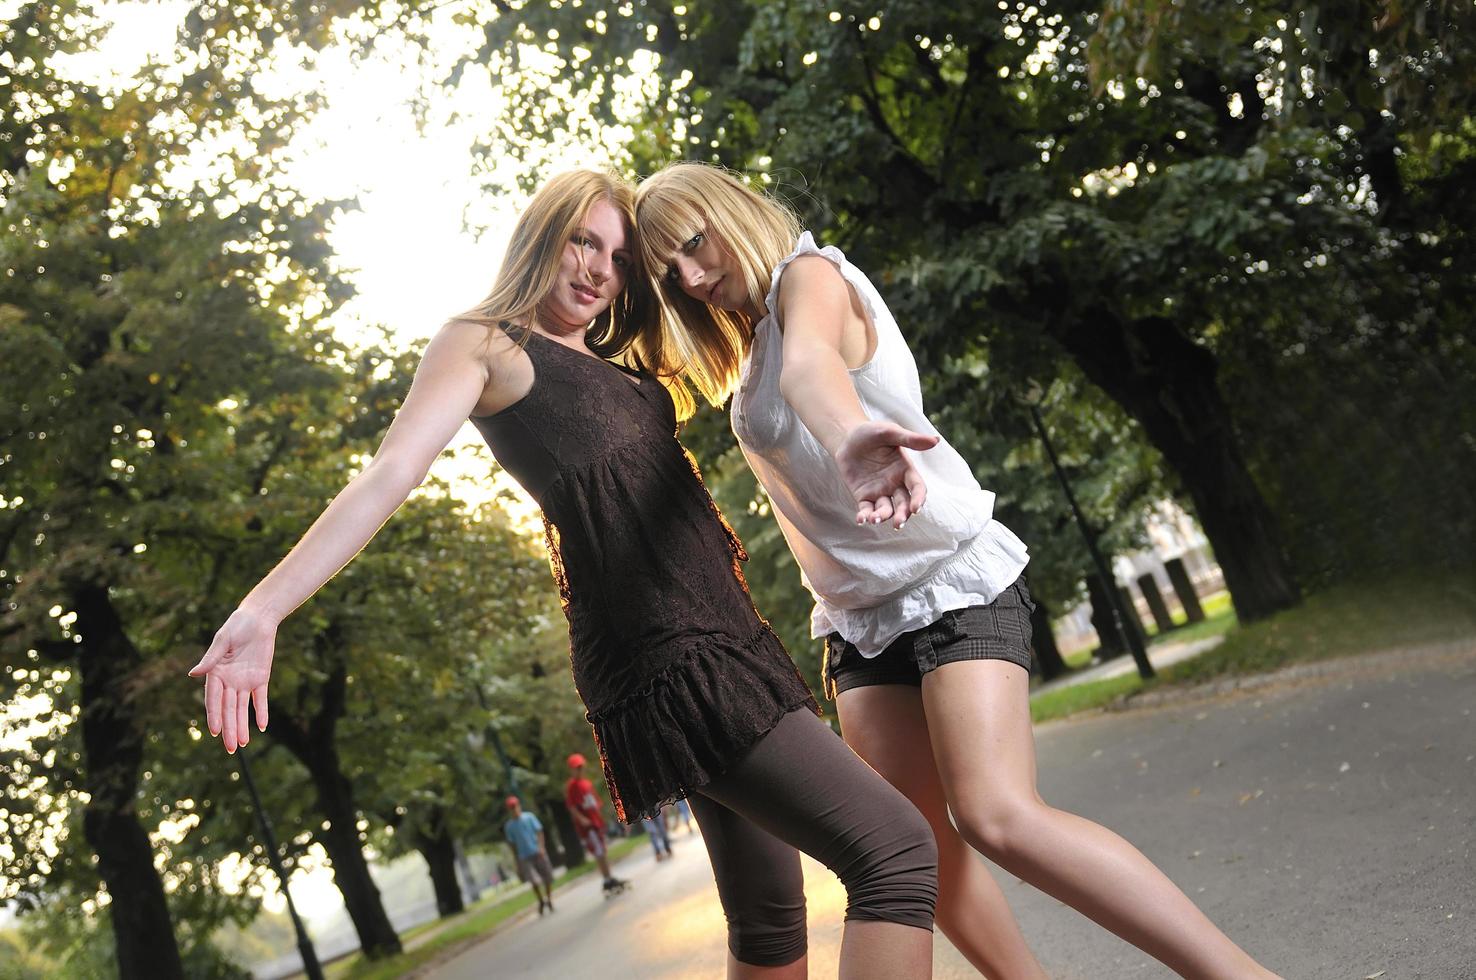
[0,59,346,973]
[1090,0,1476,583]
[392,0,1468,624]
[1,2,480,969]
[408,0,1303,620]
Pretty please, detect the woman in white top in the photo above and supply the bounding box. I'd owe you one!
[635,162,1279,980]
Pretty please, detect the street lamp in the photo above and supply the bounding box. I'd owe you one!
[1021,382,1155,680]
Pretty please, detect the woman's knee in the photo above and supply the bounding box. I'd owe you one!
[724,896,807,967]
[952,793,1041,861]
[841,797,939,930]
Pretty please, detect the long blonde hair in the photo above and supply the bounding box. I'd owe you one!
[455,170,650,362]
[635,162,801,416]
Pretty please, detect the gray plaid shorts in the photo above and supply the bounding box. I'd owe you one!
[822,576,1035,698]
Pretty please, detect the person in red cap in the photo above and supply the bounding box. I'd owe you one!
[565,753,626,894]
[503,795,556,915]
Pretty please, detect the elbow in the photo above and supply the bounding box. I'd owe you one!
[777,357,812,405]
[361,453,430,498]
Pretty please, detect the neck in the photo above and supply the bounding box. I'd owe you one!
[736,308,759,353]
[529,315,589,346]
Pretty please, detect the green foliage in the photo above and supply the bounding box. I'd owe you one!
[425,0,1473,603]
[0,1,583,964]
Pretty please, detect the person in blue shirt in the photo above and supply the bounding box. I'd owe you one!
[503,796,556,916]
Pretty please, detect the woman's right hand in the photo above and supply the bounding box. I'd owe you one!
[189,606,277,753]
[834,420,939,528]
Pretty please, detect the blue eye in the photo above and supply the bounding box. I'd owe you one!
[684,232,704,251]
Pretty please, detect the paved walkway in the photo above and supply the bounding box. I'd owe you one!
[1032,633,1226,696]
[425,642,1476,979]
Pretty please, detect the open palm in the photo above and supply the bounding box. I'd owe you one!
[834,421,940,528]
[189,607,276,753]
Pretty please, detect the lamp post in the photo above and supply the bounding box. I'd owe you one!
[1022,387,1155,680]
[236,749,325,980]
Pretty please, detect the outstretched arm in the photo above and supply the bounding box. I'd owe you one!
[188,321,497,752]
[774,256,938,528]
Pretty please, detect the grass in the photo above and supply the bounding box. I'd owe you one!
[1061,590,1236,670]
[1032,572,1475,725]
[1031,672,1149,723]
[320,835,646,980]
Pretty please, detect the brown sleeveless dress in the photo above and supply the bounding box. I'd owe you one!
[470,327,819,822]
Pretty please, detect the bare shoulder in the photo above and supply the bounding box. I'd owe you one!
[431,317,508,360]
[434,318,535,416]
[778,253,847,298]
[774,253,874,365]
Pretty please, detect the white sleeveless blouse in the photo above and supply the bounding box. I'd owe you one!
[732,232,1030,658]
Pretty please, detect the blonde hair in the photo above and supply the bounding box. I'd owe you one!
[635,162,801,416]
[454,170,651,362]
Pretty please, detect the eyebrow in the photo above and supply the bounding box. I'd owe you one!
[662,231,700,264]
[575,226,632,257]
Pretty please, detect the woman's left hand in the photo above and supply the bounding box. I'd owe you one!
[834,421,939,528]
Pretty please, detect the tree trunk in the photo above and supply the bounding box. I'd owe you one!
[269,662,402,960]
[1056,312,1300,621]
[1137,573,1177,633]
[309,751,402,958]
[1165,558,1206,623]
[411,807,465,918]
[524,735,579,868]
[73,584,185,980]
[1025,584,1069,681]
[1086,574,1126,661]
[541,794,585,869]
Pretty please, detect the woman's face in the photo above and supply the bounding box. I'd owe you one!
[540,198,633,335]
[663,227,745,314]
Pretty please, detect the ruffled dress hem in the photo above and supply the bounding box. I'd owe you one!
[589,624,821,823]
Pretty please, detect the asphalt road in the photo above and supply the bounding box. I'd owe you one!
[427,643,1475,979]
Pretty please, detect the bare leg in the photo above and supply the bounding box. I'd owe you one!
[923,660,1280,980]
[840,919,932,979]
[838,684,1048,980]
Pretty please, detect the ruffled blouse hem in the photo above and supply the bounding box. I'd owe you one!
[588,625,820,823]
[811,521,1030,658]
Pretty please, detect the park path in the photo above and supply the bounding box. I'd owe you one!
[426,642,1476,979]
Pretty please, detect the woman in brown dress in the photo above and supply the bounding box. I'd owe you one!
[189,171,937,979]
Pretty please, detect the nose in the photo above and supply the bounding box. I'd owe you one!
[675,255,703,289]
[587,251,612,284]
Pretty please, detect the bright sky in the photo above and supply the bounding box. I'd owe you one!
[10,0,625,921]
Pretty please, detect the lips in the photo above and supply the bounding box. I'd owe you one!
[707,276,723,304]
[572,283,600,303]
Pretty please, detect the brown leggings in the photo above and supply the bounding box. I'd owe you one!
[688,708,938,967]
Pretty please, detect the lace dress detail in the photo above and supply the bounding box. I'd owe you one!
[470,327,819,821]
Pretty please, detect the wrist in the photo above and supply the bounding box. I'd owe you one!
[238,593,287,628]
